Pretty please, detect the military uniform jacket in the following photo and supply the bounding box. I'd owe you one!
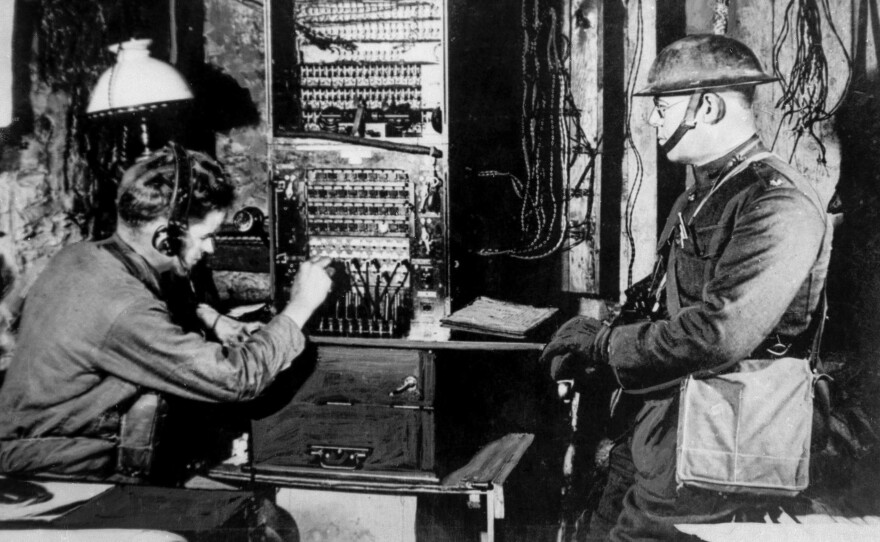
[0,235,306,478]
[608,136,831,390]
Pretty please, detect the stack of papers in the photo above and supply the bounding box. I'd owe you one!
[440,297,558,339]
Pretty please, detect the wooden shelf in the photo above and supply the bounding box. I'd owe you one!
[310,336,545,351]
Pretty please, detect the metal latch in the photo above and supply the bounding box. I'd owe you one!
[389,375,420,399]
[309,445,371,470]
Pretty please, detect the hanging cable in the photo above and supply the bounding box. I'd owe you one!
[771,0,852,164]
[477,0,598,260]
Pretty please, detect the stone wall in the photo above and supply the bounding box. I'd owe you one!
[204,0,272,304]
[206,0,269,211]
[0,76,86,369]
[0,0,274,363]
[0,85,86,275]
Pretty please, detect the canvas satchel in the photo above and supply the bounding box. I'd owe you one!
[668,150,828,496]
[675,356,817,496]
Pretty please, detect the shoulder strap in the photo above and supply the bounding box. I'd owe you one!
[663,153,774,323]
[665,243,682,319]
[810,288,827,369]
[659,191,692,249]
[647,190,692,302]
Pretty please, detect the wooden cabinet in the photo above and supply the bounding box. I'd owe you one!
[235,340,548,542]
[252,346,442,481]
[250,340,548,488]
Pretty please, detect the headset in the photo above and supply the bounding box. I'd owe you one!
[151,142,195,258]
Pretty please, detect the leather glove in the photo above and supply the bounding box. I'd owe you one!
[540,316,613,383]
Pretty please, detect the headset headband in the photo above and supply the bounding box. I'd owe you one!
[167,141,194,231]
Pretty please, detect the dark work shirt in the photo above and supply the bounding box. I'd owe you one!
[0,235,305,477]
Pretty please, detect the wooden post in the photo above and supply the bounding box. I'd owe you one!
[561,0,658,304]
[619,0,657,296]
[562,0,603,295]
[712,0,730,35]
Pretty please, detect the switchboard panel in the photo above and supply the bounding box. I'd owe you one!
[271,139,448,340]
[270,0,445,145]
[267,0,450,340]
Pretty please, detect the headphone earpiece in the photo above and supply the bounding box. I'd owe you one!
[150,142,195,260]
[152,224,185,257]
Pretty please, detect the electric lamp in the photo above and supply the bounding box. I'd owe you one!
[87,39,192,152]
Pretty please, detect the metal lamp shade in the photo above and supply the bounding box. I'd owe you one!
[87,39,193,117]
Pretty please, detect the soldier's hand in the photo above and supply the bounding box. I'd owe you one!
[196,304,264,346]
[540,316,612,383]
[282,257,333,328]
[214,317,262,347]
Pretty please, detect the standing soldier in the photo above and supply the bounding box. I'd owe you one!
[542,34,831,540]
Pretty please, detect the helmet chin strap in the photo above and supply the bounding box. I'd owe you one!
[661,91,704,155]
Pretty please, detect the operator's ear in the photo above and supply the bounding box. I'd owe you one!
[699,92,726,125]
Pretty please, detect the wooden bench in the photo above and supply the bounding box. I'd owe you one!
[210,432,535,542]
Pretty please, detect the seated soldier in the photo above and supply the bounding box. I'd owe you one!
[0,144,332,481]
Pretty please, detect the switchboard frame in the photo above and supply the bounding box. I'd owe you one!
[265,0,451,341]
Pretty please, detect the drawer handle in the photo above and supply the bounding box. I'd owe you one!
[389,375,419,397]
[309,445,371,470]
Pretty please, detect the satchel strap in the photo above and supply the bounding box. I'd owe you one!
[665,152,774,317]
[809,288,828,369]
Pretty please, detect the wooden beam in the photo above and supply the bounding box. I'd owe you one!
[562,0,603,295]
[619,0,657,296]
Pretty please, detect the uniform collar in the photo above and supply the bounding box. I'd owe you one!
[692,135,764,192]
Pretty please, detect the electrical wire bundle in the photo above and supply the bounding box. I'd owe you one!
[479,0,596,260]
[771,0,852,163]
[561,118,600,253]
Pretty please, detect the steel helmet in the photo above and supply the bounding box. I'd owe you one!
[635,34,777,96]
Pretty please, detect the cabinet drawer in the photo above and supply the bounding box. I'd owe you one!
[252,403,435,472]
[292,346,434,407]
